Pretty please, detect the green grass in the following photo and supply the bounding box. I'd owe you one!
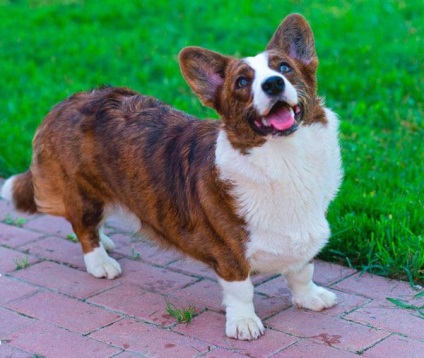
[3,214,27,227]
[14,256,29,270]
[0,0,422,284]
[386,291,424,317]
[165,301,196,324]
[66,233,78,243]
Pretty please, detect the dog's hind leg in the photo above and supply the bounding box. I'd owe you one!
[99,225,116,252]
[67,190,121,280]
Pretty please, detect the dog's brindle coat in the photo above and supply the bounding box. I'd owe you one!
[27,88,251,281]
[3,14,342,340]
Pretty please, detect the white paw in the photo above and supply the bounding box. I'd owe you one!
[293,285,337,311]
[100,233,116,251]
[226,314,265,340]
[84,246,121,279]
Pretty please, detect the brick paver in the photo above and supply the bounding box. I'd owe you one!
[1,195,423,357]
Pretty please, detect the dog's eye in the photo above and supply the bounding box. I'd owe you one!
[279,63,292,74]
[236,77,249,89]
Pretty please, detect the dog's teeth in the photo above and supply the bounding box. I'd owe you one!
[262,118,270,127]
[289,107,295,117]
[294,105,301,115]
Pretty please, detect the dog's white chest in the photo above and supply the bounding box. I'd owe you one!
[215,109,342,274]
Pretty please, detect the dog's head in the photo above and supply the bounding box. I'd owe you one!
[179,14,326,151]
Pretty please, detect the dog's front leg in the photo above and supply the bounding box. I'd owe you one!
[218,276,264,340]
[285,261,337,311]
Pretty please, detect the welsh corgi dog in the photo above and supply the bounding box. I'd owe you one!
[1,14,342,340]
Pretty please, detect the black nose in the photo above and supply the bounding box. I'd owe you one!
[261,76,285,96]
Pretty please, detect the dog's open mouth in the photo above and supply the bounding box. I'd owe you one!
[252,101,302,136]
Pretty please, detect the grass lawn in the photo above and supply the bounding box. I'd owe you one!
[0,0,423,284]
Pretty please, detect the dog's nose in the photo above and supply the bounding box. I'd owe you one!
[261,76,285,96]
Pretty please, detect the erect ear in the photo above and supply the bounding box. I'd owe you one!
[266,14,317,71]
[179,46,230,108]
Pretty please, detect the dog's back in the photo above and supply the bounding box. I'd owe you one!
[31,86,214,216]
[1,14,343,340]
[7,86,249,275]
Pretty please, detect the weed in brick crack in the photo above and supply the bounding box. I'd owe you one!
[14,256,29,270]
[3,214,27,227]
[165,301,196,324]
[131,246,141,260]
[66,233,78,243]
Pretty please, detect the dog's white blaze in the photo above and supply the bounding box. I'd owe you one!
[215,108,342,275]
[0,175,16,202]
[244,52,298,115]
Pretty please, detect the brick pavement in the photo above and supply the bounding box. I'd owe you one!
[1,196,423,357]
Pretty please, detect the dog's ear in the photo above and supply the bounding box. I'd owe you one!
[179,47,230,108]
[266,14,317,71]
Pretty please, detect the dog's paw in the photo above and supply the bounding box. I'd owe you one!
[84,246,121,279]
[100,233,116,251]
[293,285,337,311]
[226,314,265,340]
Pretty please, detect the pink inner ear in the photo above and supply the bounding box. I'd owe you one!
[208,71,224,87]
[289,44,312,65]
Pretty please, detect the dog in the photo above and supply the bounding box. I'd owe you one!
[1,14,342,340]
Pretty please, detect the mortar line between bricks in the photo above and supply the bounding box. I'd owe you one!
[123,257,198,275]
[137,257,210,289]
[163,257,185,267]
[0,308,37,336]
[268,336,362,358]
[355,331,396,355]
[339,314,394,345]
[85,292,215,332]
[163,266,218,283]
[83,316,127,337]
[31,317,129,350]
[84,295,182,330]
[3,290,126,336]
[82,282,126,301]
[2,212,44,225]
[109,349,134,358]
[252,273,282,288]
[265,325,305,341]
[2,272,48,291]
[327,288,374,318]
[2,284,43,305]
[267,335,302,357]
[6,253,87,274]
[1,343,35,357]
[3,270,121,301]
[6,258,87,277]
[194,346,224,358]
[1,231,51,249]
[88,314,220,356]
[327,270,359,286]
[269,319,390,356]
[1,305,37,321]
[258,298,293,321]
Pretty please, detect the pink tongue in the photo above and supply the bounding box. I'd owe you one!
[266,106,295,131]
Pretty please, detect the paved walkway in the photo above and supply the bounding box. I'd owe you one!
[1,196,423,358]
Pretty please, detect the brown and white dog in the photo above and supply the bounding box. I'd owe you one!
[1,14,342,340]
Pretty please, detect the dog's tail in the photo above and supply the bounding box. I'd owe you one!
[1,170,38,213]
